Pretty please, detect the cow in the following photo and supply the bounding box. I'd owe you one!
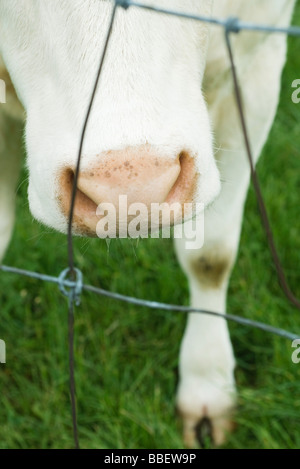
[0,0,296,447]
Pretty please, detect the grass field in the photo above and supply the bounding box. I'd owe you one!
[1,7,300,450]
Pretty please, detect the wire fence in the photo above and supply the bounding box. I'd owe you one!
[1,0,300,449]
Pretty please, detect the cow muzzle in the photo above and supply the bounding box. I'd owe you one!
[58,146,197,237]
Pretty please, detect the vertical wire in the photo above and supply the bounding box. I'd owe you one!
[225,28,300,310]
[68,297,80,449]
[67,3,118,273]
[65,3,118,449]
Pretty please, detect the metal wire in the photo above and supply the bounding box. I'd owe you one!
[65,4,118,445]
[1,264,298,341]
[67,2,118,273]
[116,0,300,36]
[1,0,300,449]
[224,29,300,311]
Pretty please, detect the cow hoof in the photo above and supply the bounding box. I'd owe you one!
[180,411,236,448]
[176,382,237,448]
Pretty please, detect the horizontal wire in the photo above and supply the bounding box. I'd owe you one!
[116,0,300,36]
[1,264,298,341]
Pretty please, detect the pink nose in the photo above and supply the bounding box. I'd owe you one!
[59,146,197,236]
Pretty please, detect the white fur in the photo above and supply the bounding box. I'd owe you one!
[0,0,296,446]
[0,0,219,232]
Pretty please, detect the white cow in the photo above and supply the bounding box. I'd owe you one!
[0,0,296,447]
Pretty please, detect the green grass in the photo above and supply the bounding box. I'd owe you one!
[1,9,300,450]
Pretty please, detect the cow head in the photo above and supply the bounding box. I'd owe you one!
[0,0,220,237]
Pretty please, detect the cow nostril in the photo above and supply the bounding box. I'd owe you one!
[59,168,98,227]
[166,150,198,206]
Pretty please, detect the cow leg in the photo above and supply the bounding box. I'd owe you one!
[175,198,245,447]
[0,110,22,260]
[174,17,294,446]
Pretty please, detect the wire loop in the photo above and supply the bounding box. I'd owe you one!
[225,16,241,34]
[58,268,83,307]
[115,0,130,10]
